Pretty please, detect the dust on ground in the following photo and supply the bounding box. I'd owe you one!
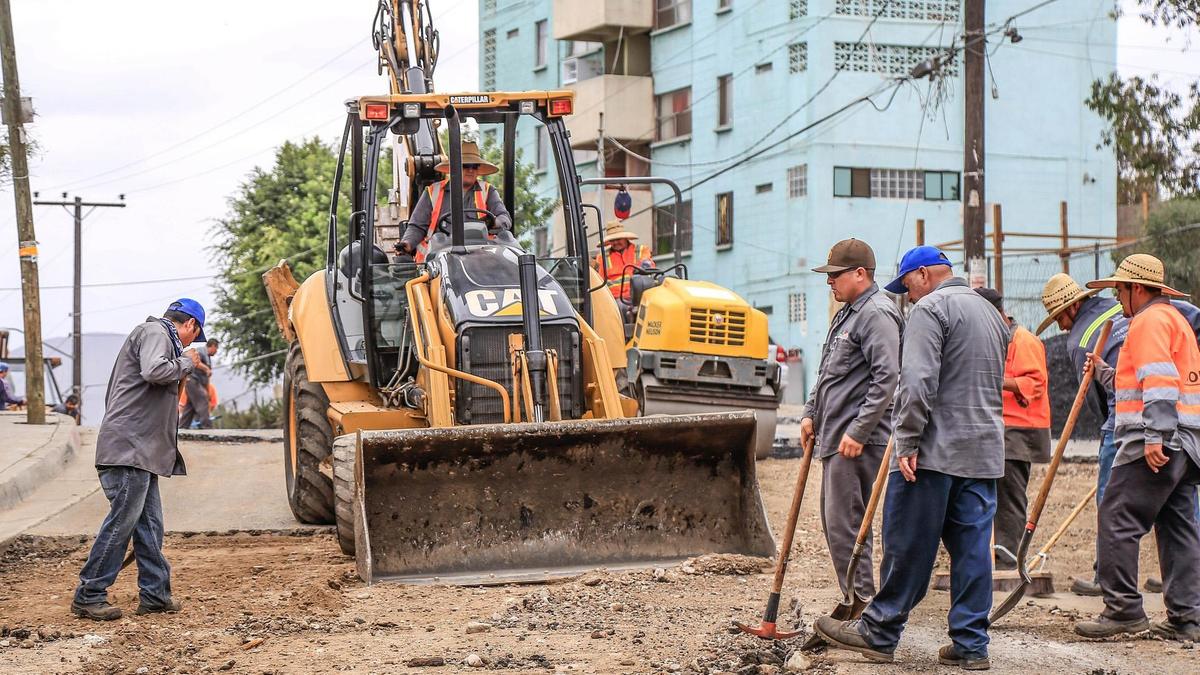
[0,460,1195,674]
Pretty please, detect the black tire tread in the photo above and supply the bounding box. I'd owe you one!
[332,435,356,556]
[284,341,335,525]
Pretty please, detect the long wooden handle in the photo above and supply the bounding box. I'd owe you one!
[770,438,816,591]
[855,437,895,545]
[1026,321,1112,528]
[1026,484,1097,573]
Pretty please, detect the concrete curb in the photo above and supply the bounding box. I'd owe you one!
[179,428,282,443]
[0,414,80,511]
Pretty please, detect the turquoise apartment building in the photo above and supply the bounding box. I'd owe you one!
[477,0,1117,394]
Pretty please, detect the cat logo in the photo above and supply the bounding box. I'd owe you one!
[464,288,560,318]
[449,94,492,105]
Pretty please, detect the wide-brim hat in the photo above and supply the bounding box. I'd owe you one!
[1085,253,1188,298]
[1035,273,1099,335]
[603,219,638,242]
[434,141,499,176]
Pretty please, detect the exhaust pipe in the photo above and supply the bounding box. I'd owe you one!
[518,254,548,422]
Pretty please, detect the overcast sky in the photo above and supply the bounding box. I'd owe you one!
[0,0,1197,346]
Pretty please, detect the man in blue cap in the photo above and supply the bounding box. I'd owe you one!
[71,299,207,621]
[814,246,1008,670]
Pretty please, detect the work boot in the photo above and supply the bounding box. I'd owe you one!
[135,597,182,615]
[812,617,894,663]
[1070,577,1102,597]
[1151,619,1200,642]
[1074,615,1150,639]
[1143,577,1163,593]
[70,600,122,621]
[938,645,990,670]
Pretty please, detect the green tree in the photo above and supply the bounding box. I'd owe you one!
[1137,198,1200,294]
[1085,2,1200,202]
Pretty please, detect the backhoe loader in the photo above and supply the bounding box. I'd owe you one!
[260,1,774,584]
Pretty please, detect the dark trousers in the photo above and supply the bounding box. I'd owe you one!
[994,459,1031,570]
[859,470,996,659]
[819,443,886,598]
[1098,454,1200,624]
[74,467,172,607]
[178,380,211,429]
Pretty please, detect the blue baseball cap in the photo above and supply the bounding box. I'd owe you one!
[884,246,953,294]
[167,298,207,344]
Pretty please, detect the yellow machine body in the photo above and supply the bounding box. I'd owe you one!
[629,278,769,359]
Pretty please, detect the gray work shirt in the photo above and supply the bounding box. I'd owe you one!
[803,284,903,457]
[892,278,1008,479]
[400,180,513,249]
[95,317,196,477]
[188,348,212,388]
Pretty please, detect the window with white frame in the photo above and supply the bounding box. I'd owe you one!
[655,87,692,141]
[534,20,548,68]
[787,164,807,198]
[789,0,807,20]
[655,0,693,30]
[835,0,959,22]
[834,42,959,77]
[483,29,497,90]
[789,43,807,73]
[717,74,733,128]
[870,168,924,199]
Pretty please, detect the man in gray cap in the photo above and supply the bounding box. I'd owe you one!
[71,299,207,621]
[801,238,902,606]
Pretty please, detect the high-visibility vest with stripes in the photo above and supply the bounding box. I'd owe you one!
[1113,300,1200,441]
[415,179,491,262]
[594,244,653,302]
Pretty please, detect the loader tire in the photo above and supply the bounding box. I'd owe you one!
[332,434,356,556]
[282,341,335,525]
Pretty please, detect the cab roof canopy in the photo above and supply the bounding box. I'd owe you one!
[354,90,575,123]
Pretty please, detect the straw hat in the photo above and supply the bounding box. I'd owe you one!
[434,141,499,176]
[1035,273,1099,335]
[603,219,638,243]
[1086,253,1188,298]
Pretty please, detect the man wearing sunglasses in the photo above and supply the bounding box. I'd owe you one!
[393,140,513,262]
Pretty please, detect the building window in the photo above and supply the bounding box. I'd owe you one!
[534,20,548,68]
[534,227,548,257]
[654,200,693,256]
[716,192,733,248]
[924,171,961,200]
[788,292,807,323]
[789,43,807,73]
[717,74,733,128]
[718,0,733,10]
[833,167,871,198]
[506,28,519,39]
[755,62,773,74]
[483,0,496,15]
[535,126,549,171]
[755,183,773,194]
[655,0,693,30]
[835,42,959,77]
[655,87,692,141]
[483,29,497,90]
[870,168,924,199]
[835,0,959,22]
[789,0,807,20]
[787,164,807,198]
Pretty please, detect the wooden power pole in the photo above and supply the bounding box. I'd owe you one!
[962,0,987,288]
[0,0,45,424]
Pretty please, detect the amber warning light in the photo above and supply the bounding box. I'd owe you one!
[365,103,390,120]
[549,98,573,116]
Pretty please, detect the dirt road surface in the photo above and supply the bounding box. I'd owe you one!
[0,441,1193,674]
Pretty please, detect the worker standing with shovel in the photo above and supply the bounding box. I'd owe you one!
[800,239,902,607]
[813,246,1008,670]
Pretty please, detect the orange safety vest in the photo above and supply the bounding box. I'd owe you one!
[593,243,653,302]
[1113,300,1200,443]
[414,179,491,262]
[1003,324,1051,429]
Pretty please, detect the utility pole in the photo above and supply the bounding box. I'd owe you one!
[32,193,126,403]
[0,0,45,424]
[962,0,986,288]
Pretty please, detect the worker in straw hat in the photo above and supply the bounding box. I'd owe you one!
[393,140,512,262]
[593,219,654,307]
[1074,253,1200,641]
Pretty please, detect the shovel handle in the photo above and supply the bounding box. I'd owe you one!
[855,437,895,545]
[1026,321,1111,530]
[770,438,816,592]
[1026,484,1097,574]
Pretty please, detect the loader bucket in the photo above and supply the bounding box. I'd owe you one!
[353,411,775,584]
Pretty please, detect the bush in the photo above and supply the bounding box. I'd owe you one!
[213,398,283,429]
[1140,198,1200,294]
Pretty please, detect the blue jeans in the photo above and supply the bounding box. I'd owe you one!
[858,470,997,660]
[74,467,172,607]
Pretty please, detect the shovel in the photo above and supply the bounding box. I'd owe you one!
[801,437,895,652]
[734,434,816,640]
[990,320,1112,624]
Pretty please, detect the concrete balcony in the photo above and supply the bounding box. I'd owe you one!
[553,0,653,42]
[565,74,654,150]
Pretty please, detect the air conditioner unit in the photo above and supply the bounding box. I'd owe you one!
[561,58,579,85]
